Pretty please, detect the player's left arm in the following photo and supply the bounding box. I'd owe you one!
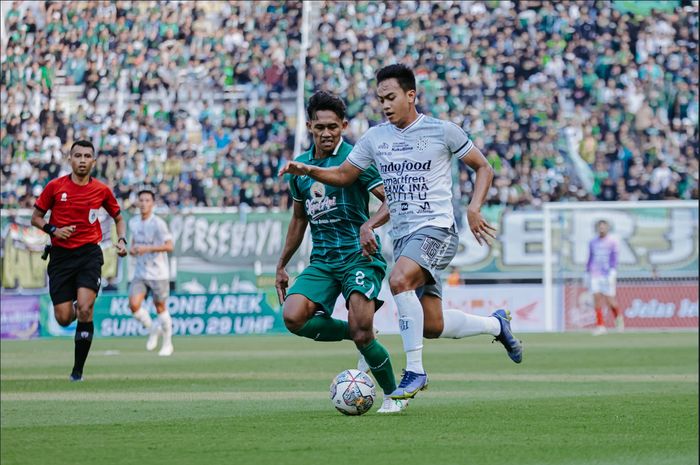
[360,185,390,257]
[140,240,174,254]
[460,145,496,246]
[113,214,128,257]
[104,188,127,256]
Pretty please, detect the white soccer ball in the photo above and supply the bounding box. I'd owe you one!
[329,369,376,416]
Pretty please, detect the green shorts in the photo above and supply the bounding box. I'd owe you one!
[287,252,386,316]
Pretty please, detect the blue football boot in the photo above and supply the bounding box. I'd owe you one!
[492,309,523,364]
[389,370,429,400]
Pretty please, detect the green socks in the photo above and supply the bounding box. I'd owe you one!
[294,317,397,395]
[294,315,350,341]
[360,339,397,395]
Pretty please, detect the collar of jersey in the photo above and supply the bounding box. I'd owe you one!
[306,139,344,162]
[392,113,425,133]
[68,174,93,186]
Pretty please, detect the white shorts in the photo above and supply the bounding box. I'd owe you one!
[129,278,170,303]
[589,275,616,297]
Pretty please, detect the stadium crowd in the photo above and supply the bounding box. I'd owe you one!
[1,1,698,212]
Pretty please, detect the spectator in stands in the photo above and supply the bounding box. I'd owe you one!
[1,1,697,211]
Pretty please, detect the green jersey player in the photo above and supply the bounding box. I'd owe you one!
[275,91,406,413]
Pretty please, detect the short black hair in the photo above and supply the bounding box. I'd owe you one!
[376,64,416,92]
[596,219,609,227]
[70,139,95,155]
[137,188,156,200]
[307,91,346,121]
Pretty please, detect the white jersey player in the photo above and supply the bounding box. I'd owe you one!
[280,64,523,400]
[128,189,174,356]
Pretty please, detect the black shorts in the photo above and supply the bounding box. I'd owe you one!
[47,243,104,305]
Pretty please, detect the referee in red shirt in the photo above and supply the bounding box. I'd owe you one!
[31,140,127,381]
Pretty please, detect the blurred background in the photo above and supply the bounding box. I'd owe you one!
[1,1,697,338]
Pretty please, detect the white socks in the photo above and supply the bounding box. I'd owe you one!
[133,308,153,329]
[158,311,173,346]
[440,309,501,338]
[394,290,425,374]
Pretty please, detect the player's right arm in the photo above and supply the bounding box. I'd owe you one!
[608,238,618,281]
[31,181,75,240]
[585,240,594,288]
[586,240,594,273]
[278,159,361,187]
[275,200,309,304]
[279,129,376,186]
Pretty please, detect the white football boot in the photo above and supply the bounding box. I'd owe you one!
[146,323,161,351]
[158,342,174,357]
[377,397,408,413]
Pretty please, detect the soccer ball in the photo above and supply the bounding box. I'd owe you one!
[329,369,376,416]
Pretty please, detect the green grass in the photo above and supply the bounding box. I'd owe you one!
[1,333,697,465]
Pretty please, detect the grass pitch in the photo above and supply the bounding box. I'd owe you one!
[1,333,697,465]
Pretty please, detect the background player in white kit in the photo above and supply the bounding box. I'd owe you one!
[586,220,623,335]
[280,64,523,400]
[128,189,175,356]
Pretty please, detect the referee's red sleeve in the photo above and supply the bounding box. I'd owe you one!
[35,180,55,212]
[103,187,121,218]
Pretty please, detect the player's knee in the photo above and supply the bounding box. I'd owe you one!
[55,314,73,327]
[76,304,93,322]
[283,309,305,334]
[350,328,374,347]
[389,272,415,294]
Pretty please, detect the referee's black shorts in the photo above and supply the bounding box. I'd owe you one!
[47,243,104,305]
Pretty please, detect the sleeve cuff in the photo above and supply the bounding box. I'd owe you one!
[33,204,47,213]
[455,140,474,159]
[366,180,383,192]
[347,157,367,171]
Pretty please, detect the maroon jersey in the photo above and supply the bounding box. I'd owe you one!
[35,175,121,249]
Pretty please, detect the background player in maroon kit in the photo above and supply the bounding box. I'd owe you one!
[31,140,127,381]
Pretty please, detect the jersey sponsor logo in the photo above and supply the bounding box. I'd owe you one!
[391,141,414,152]
[383,171,430,203]
[378,142,390,150]
[310,182,325,199]
[305,182,338,220]
[379,159,431,177]
[60,192,68,202]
